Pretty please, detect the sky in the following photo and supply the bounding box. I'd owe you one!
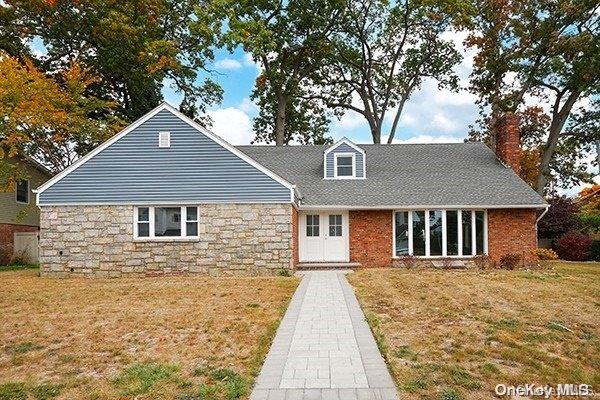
[162,31,479,147]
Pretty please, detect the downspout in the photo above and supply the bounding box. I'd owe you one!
[535,205,550,247]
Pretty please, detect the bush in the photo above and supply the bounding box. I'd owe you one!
[472,254,492,269]
[499,253,520,270]
[588,240,600,261]
[538,197,581,240]
[0,244,12,265]
[555,231,591,261]
[533,248,558,260]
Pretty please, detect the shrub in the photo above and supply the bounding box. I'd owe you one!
[276,268,292,277]
[533,248,558,260]
[579,213,600,235]
[555,231,591,261]
[396,254,417,268]
[499,253,520,270]
[587,240,600,261]
[0,244,12,265]
[538,197,581,240]
[472,254,492,269]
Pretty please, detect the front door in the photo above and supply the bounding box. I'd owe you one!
[299,211,349,262]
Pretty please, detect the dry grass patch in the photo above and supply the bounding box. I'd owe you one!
[348,262,600,400]
[0,269,299,399]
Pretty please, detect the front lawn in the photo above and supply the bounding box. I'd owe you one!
[348,262,599,399]
[0,268,299,400]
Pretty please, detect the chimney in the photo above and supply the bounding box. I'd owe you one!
[494,113,521,175]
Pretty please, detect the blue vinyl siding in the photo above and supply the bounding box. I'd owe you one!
[39,109,291,204]
[325,142,365,178]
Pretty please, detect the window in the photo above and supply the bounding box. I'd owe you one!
[475,211,485,255]
[394,211,409,256]
[16,180,29,204]
[394,209,487,257]
[335,154,354,177]
[186,206,198,237]
[136,207,150,237]
[429,210,443,256]
[329,214,342,237]
[412,211,426,256]
[462,211,472,256]
[446,211,459,256]
[158,132,171,148]
[134,206,199,239]
[306,215,320,237]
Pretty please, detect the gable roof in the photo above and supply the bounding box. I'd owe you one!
[34,103,294,200]
[237,142,547,209]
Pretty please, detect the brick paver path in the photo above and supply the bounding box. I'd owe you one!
[250,271,398,400]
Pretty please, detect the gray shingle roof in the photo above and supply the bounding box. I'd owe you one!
[236,142,547,208]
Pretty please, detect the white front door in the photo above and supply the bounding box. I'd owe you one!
[299,211,349,262]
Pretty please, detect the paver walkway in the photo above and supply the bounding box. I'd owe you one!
[251,271,398,400]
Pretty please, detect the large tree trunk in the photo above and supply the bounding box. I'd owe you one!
[535,90,580,195]
[274,92,287,146]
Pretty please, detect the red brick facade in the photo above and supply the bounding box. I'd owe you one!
[349,210,393,267]
[342,208,537,268]
[291,206,299,268]
[488,208,538,266]
[494,113,521,174]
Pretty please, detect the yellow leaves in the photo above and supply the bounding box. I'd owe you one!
[519,148,541,189]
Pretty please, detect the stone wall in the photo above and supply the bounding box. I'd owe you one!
[40,204,293,277]
[349,210,393,267]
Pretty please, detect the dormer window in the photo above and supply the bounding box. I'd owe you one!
[324,137,365,180]
[334,154,355,178]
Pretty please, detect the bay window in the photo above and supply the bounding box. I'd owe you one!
[394,209,487,257]
[134,206,199,239]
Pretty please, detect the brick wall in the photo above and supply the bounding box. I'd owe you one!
[40,204,293,277]
[291,207,299,268]
[0,223,38,262]
[494,113,521,175]
[488,208,538,266]
[349,210,392,267]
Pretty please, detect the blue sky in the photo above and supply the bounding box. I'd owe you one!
[162,31,481,146]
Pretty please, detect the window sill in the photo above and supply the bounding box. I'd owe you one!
[392,255,486,259]
[134,237,200,242]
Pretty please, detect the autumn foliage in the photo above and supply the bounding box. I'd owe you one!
[0,52,122,185]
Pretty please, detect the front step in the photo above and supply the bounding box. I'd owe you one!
[296,262,362,271]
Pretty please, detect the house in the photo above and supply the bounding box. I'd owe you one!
[0,155,52,264]
[34,103,547,277]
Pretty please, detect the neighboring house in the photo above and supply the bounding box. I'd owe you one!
[34,103,547,277]
[0,155,52,263]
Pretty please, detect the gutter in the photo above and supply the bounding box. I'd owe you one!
[535,205,550,248]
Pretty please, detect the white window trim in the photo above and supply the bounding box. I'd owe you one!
[133,205,199,241]
[392,209,488,258]
[333,153,356,179]
[16,179,30,204]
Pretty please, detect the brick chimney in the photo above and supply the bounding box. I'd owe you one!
[494,113,521,175]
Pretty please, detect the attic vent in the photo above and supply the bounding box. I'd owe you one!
[158,132,170,148]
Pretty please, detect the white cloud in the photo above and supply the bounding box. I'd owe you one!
[243,52,262,73]
[215,58,243,70]
[238,97,259,114]
[208,106,254,145]
[430,112,460,133]
[384,134,463,144]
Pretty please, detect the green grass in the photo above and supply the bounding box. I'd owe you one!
[191,364,248,400]
[0,381,62,400]
[113,362,180,397]
[0,264,38,272]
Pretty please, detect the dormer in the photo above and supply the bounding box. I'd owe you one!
[323,138,366,179]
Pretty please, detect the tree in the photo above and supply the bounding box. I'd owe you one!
[0,52,122,184]
[467,105,595,191]
[201,0,344,145]
[466,0,600,194]
[314,0,466,144]
[1,0,222,122]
